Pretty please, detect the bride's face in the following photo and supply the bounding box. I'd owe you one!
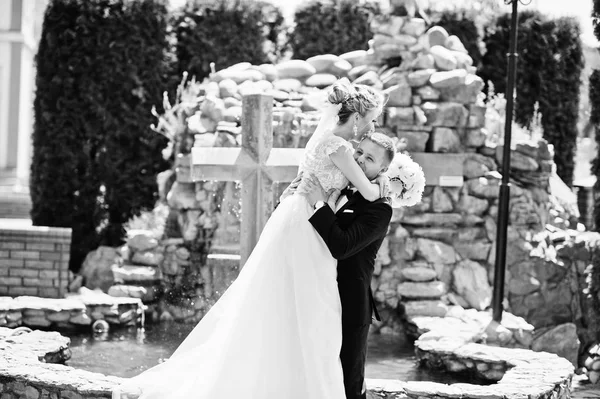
[341,107,382,141]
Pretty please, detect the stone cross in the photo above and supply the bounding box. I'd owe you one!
[191,93,304,266]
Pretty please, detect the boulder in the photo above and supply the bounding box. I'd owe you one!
[348,65,378,81]
[273,78,303,92]
[387,107,415,128]
[455,240,492,261]
[463,153,496,179]
[131,250,164,267]
[467,105,487,128]
[411,227,456,243]
[496,146,539,171]
[340,50,369,67]
[416,238,457,264]
[218,79,238,98]
[381,68,408,89]
[306,54,341,74]
[385,84,412,107]
[421,102,468,127]
[305,73,338,88]
[452,51,474,69]
[401,266,438,282]
[439,74,484,104]
[127,233,158,252]
[401,213,463,227]
[256,63,278,81]
[411,53,435,70]
[464,128,488,148]
[275,60,316,80]
[402,300,449,317]
[401,18,427,37]
[465,176,501,199]
[429,69,468,89]
[431,186,454,212]
[429,45,458,71]
[427,26,449,47]
[531,323,579,366]
[430,127,461,153]
[353,71,383,89]
[395,131,429,152]
[80,246,120,292]
[394,34,418,47]
[407,69,436,87]
[398,281,447,299]
[456,193,489,216]
[416,86,440,101]
[452,260,492,310]
[445,35,468,53]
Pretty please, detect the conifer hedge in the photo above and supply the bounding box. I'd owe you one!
[288,0,380,60]
[32,0,172,270]
[592,0,600,231]
[172,0,285,81]
[480,10,583,187]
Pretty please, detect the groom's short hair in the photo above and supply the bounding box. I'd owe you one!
[361,132,395,165]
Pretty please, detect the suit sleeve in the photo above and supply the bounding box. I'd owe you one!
[309,202,392,260]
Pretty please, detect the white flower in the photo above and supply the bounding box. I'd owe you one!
[385,152,426,207]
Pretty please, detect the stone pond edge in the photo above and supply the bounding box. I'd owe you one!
[0,327,574,399]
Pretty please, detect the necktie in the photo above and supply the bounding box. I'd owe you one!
[340,187,354,198]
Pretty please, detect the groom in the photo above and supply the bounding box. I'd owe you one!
[300,132,395,399]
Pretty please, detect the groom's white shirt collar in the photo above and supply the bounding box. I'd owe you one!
[335,187,356,212]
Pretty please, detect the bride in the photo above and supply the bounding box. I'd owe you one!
[114,78,388,399]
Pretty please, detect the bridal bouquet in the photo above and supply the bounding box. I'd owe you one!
[385,152,426,207]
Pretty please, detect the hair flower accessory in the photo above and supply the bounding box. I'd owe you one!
[385,152,426,207]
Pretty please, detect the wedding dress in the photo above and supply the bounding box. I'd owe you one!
[114,131,353,399]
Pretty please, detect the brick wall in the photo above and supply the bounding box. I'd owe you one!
[0,223,71,298]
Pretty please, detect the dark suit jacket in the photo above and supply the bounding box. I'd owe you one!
[309,192,392,327]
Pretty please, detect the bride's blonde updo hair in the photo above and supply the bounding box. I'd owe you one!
[327,78,385,124]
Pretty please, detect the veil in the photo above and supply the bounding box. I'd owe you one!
[303,101,342,155]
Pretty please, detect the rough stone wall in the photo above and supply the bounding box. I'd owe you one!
[101,16,583,337]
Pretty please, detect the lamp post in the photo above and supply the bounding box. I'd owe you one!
[491,0,529,323]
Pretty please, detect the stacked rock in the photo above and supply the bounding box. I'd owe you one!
[107,232,163,315]
[0,294,142,330]
[364,16,485,155]
[133,17,585,363]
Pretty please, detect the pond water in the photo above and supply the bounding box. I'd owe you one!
[64,323,474,384]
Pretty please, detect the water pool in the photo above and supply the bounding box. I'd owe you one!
[64,323,462,383]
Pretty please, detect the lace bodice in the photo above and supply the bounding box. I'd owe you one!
[299,135,352,193]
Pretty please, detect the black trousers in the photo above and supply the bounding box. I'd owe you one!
[340,324,370,399]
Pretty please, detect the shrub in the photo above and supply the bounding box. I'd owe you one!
[288,0,380,60]
[591,0,600,231]
[480,10,583,187]
[31,0,172,271]
[172,0,285,81]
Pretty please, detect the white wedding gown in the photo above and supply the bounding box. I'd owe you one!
[114,135,352,399]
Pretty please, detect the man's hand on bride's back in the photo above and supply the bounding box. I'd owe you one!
[298,173,326,207]
[279,173,303,203]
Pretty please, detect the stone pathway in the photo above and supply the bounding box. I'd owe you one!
[0,289,144,331]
